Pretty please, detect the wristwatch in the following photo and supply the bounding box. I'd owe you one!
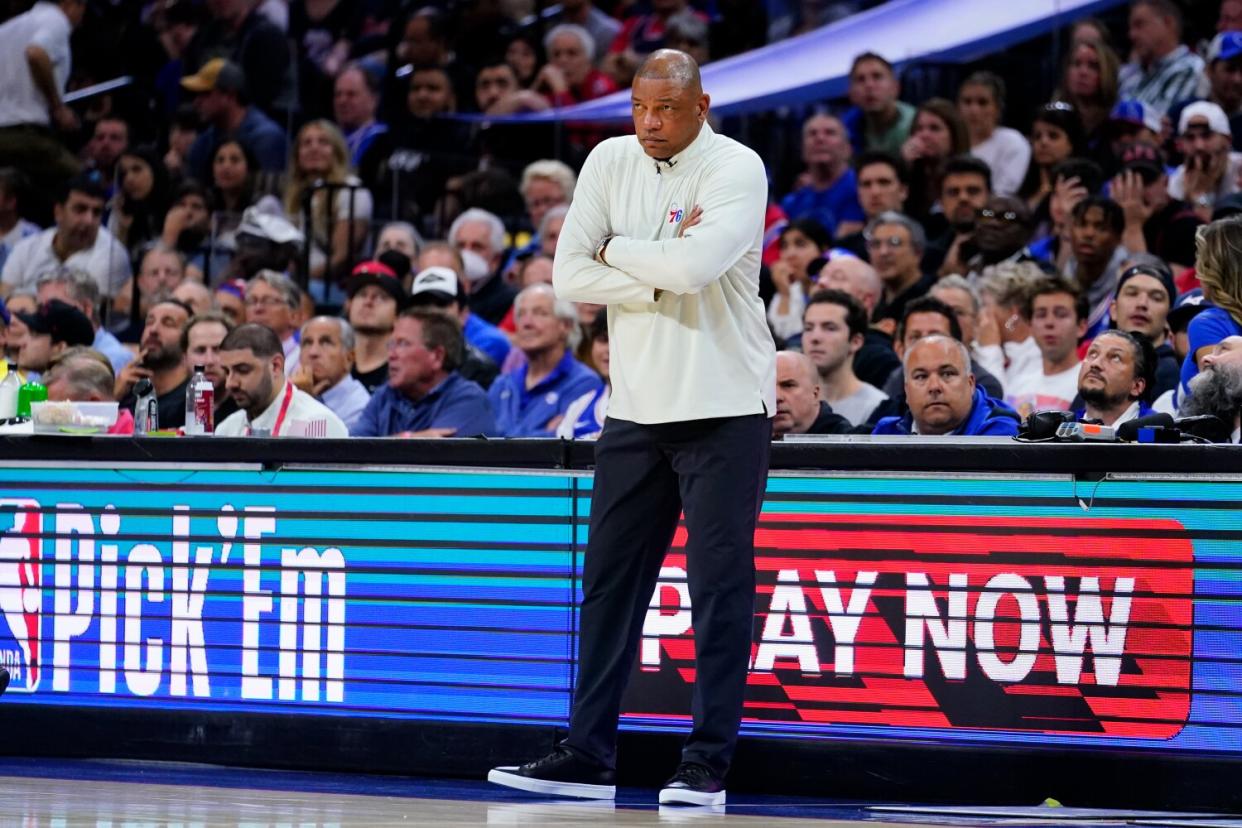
[594,235,614,264]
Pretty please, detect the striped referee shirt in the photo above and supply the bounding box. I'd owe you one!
[1118,45,1207,116]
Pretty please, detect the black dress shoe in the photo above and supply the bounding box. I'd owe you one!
[659,762,726,806]
[488,746,616,799]
[0,667,9,696]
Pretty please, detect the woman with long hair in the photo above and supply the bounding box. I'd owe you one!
[1054,38,1121,141]
[109,146,171,256]
[283,119,373,303]
[902,98,971,225]
[1180,219,1242,397]
[1017,102,1087,214]
[958,71,1031,197]
[768,217,834,340]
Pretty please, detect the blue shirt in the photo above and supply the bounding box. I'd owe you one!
[1180,306,1242,396]
[488,350,601,438]
[92,327,132,375]
[779,170,865,237]
[351,372,494,437]
[187,107,288,182]
[345,121,388,168]
[463,312,511,366]
[873,387,1020,436]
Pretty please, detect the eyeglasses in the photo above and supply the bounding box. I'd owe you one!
[865,235,907,250]
[977,207,1021,224]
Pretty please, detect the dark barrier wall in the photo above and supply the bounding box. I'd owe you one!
[1,437,1238,769]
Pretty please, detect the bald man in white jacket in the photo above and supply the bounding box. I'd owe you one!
[489,50,775,808]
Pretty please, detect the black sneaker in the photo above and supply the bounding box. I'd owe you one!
[488,747,616,799]
[0,667,8,696]
[659,762,726,806]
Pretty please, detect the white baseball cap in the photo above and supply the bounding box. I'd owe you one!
[410,266,459,298]
[1179,101,1232,138]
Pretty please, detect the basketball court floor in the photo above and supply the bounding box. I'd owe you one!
[1,758,1238,827]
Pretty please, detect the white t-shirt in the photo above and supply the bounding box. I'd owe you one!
[827,381,888,426]
[1,226,131,298]
[215,380,347,438]
[0,2,71,128]
[767,282,806,341]
[554,125,776,424]
[1005,362,1081,421]
[302,176,374,276]
[971,127,1032,198]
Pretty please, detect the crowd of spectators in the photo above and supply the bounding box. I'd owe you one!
[3,0,1242,441]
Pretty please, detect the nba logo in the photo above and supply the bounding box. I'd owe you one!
[0,498,43,693]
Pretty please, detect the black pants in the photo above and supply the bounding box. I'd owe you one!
[563,413,772,777]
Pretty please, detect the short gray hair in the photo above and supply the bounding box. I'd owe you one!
[538,204,571,238]
[449,208,506,256]
[521,159,576,203]
[301,315,356,352]
[247,269,302,309]
[515,283,581,351]
[932,274,981,314]
[379,220,422,253]
[44,351,115,400]
[903,333,972,374]
[37,267,100,318]
[867,211,926,255]
[544,23,595,63]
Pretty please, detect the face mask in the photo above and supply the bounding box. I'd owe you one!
[377,249,412,280]
[461,249,491,285]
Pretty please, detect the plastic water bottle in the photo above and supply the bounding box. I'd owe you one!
[0,365,19,420]
[133,378,158,434]
[184,364,214,435]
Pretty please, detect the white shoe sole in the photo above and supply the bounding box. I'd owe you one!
[488,767,616,800]
[659,787,726,807]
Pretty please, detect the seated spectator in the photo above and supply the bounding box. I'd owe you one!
[108,146,171,257]
[1117,0,1205,117]
[557,313,610,439]
[208,139,282,247]
[1179,219,1242,397]
[902,98,970,229]
[344,260,405,394]
[14,299,95,377]
[489,284,601,438]
[1168,33,1242,152]
[283,120,373,302]
[842,52,916,157]
[1180,334,1242,438]
[161,181,232,285]
[959,72,1031,197]
[81,116,129,186]
[801,289,888,426]
[518,160,575,249]
[930,156,994,277]
[334,63,388,169]
[173,282,213,316]
[216,323,348,437]
[1064,196,1128,340]
[1017,103,1087,218]
[504,29,543,90]
[115,297,193,430]
[1,172,131,301]
[931,275,1009,396]
[0,169,40,276]
[406,262,502,389]
[374,221,421,285]
[780,114,865,240]
[768,218,832,340]
[292,316,371,432]
[528,0,620,60]
[873,335,1019,436]
[834,152,908,258]
[244,270,303,377]
[867,212,934,332]
[539,206,568,258]
[450,208,517,325]
[1110,259,1179,398]
[351,308,494,438]
[1110,142,1201,271]
[1076,329,1156,426]
[35,267,131,374]
[43,347,134,434]
[114,243,187,340]
[1054,38,1121,148]
[214,279,247,327]
[537,24,618,107]
[1169,102,1242,220]
[3,296,36,366]
[182,311,238,424]
[182,60,287,182]
[774,350,851,436]
[974,262,1046,393]
[1168,287,1209,366]
[881,295,1005,401]
[815,255,900,387]
[603,0,705,87]
[1005,277,1089,418]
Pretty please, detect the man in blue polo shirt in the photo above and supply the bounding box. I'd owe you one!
[489,284,601,437]
[350,307,494,438]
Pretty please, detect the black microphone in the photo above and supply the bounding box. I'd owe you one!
[1176,415,1233,443]
[1117,412,1175,442]
[0,666,9,696]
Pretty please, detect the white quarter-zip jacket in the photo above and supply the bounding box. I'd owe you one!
[553,124,776,424]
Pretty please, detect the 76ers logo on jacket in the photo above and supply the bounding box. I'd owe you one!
[668,203,684,225]
[0,499,43,692]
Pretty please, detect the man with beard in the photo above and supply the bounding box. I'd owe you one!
[1181,335,1242,440]
[115,297,193,430]
[0,172,130,300]
[1168,103,1242,220]
[1076,329,1156,426]
[215,323,347,438]
[182,311,237,424]
[929,156,993,276]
